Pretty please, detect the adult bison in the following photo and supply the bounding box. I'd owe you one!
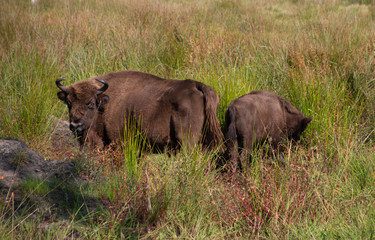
[56,70,223,151]
[225,90,312,171]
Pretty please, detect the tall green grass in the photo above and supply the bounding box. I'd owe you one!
[0,0,374,238]
[0,51,60,144]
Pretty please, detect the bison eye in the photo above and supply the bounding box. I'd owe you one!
[87,102,95,110]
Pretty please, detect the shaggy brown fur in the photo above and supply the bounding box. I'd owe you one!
[56,70,223,151]
[224,90,312,172]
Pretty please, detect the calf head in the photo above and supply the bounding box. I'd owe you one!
[56,78,109,143]
[290,116,312,141]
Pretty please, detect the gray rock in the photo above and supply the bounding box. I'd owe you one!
[0,139,75,190]
[50,116,80,149]
[0,139,99,226]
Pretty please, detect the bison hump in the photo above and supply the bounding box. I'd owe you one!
[278,96,300,115]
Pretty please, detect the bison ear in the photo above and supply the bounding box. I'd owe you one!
[304,117,313,125]
[300,117,312,130]
[57,91,67,101]
[98,95,110,106]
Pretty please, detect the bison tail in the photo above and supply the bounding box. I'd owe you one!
[196,82,224,151]
[225,106,239,171]
[225,106,237,144]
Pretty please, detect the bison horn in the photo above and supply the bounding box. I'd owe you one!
[95,79,108,94]
[56,78,67,92]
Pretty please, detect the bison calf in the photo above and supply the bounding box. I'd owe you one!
[225,90,312,172]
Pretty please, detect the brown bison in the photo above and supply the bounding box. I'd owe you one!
[56,70,223,151]
[225,90,312,171]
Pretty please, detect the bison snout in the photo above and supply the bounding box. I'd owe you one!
[70,122,85,134]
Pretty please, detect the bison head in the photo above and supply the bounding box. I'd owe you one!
[56,78,109,143]
[290,116,312,141]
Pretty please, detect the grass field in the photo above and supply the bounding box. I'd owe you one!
[1,0,375,238]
